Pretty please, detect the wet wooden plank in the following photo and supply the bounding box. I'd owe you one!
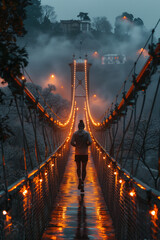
[42,148,115,239]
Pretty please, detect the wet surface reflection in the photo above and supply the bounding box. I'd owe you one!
[42,148,115,240]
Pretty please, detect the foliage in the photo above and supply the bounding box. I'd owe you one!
[114,12,144,40]
[77,12,90,21]
[92,17,112,33]
[24,0,42,31]
[0,0,31,80]
[41,5,56,23]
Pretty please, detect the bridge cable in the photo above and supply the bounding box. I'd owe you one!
[41,118,49,159]
[44,125,52,153]
[134,76,160,177]
[110,119,119,157]
[21,89,28,178]
[122,91,146,171]
[28,108,42,166]
[1,140,9,210]
[106,18,160,112]
[116,108,134,164]
[24,69,62,120]
[14,96,33,172]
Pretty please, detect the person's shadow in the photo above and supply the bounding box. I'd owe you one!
[74,194,90,239]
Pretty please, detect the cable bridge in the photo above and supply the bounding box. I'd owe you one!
[0,34,160,240]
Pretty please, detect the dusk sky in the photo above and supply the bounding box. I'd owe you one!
[41,0,160,32]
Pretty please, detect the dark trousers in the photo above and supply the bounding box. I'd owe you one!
[75,155,88,181]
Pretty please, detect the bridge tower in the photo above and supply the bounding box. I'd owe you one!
[69,56,92,101]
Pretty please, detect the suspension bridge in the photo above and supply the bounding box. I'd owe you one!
[0,31,160,240]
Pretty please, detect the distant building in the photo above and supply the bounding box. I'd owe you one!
[60,20,91,33]
[102,54,127,64]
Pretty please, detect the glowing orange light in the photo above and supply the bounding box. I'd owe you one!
[40,178,43,183]
[77,107,79,111]
[137,48,149,58]
[122,16,127,20]
[108,164,111,168]
[61,85,64,89]
[114,171,117,175]
[150,210,156,216]
[51,74,55,79]
[3,210,7,215]
[23,189,28,196]
[93,51,99,57]
[93,94,97,98]
[119,179,123,184]
[45,172,47,176]
[52,164,54,167]
[21,76,25,80]
[103,156,106,160]
[129,190,136,197]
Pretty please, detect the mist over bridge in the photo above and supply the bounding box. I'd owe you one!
[1,30,160,240]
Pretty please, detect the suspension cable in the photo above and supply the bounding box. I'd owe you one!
[116,108,134,163]
[14,96,33,171]
[123,92,146,169]
[134,76,160,176]
[24,69,61,120]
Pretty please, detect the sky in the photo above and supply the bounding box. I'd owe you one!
[41,0,160,33]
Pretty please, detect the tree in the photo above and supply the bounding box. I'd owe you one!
[77,12,90,21]
[134,18,144,26]
[41,5,56,23]
[0,0,31,81]
[92,17,112,33]
[41,16,53,33]
[114,12,144,40]
[24,0,42,32]
[42,84,69,117]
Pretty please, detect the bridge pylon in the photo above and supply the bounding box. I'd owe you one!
[69,55,92,102]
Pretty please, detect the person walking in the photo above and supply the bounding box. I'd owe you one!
[71,120,92,192]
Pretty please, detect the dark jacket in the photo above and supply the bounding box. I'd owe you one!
[71,129,92,155]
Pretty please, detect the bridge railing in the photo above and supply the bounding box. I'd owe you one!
[91,138,160,240]
[0,138,71,240]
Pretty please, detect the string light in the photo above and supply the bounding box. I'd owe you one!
[119,179,123,184]
[23,189,28,196]
[3,210,7,216]
[129,190,136,197]
[150,210,156,216]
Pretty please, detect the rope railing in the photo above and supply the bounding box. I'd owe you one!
[85,104,160,240]
[0,101,76,240]
[0,58,78,239]
[84,34,160,238]
[85,37,160,129]
[5,59,77,129]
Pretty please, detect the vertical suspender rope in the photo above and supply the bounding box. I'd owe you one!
[41,118,48,159]
[122,92,146,169]
[14,96,33,170]
[21,85,28,179]
[116,109,133,164]
[43,126,52,153]
[1,141,9,208]
[134,76,160,176]
[28,108,41,166]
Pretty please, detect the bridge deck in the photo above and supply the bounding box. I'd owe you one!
[42,148,115,240]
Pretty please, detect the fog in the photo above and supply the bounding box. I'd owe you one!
[24,20,155,119]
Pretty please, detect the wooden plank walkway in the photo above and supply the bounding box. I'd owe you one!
[42,147,115,240]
